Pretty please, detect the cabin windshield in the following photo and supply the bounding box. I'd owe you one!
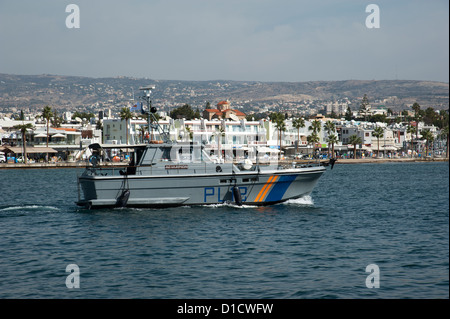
[159,144,212,164]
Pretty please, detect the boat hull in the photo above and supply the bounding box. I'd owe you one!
[76,167,326,208]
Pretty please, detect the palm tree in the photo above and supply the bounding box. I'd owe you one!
[41,105,53,162]
[324,120,336,157]
[41,106,53,148]
[324,120,335,134]
[292,117,305,154]
[372,126,384,158]
[120,107,133,145]
[137,125,146,143]
[326,134,338,158]
[308,119,321,135]
[307,119,322,156]
[13,123,34,164]
[412,102,421,146]
[420,129,434,158]
[348,134,362,159]
[307,132,320,158]
[270,113,286,159]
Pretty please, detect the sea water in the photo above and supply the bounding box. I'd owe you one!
[0,162,448,298]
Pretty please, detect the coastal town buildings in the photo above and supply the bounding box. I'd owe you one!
[203,100,246,121]
[0,104,448,163]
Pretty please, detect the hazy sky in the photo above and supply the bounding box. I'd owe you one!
[0,0,448,82]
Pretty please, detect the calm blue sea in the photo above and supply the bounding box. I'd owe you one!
[0,162,448,299]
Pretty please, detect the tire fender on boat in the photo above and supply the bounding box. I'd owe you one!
[116,189,130,207]
[233,186,242,206]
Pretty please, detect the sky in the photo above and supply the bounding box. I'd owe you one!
[0,0,448,82]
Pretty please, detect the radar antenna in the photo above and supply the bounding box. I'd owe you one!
[139,86,171,143]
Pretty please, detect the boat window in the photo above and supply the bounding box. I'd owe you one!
[156,144,207,164]
[134,147,146,165]
[161,146,172,161]
[178,146,192,163]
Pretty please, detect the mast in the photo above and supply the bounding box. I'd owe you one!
[139,86,171,144]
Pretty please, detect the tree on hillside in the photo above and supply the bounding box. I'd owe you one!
[345,106,353,121]
[360,94,370,121]
[170,104,196,120]
[369,114,387,123]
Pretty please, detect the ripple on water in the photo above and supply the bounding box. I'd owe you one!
[0,164,448,298]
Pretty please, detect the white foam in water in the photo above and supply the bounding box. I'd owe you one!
[283,195,315,206]
[205,202,257,209]
[0,205,60,212]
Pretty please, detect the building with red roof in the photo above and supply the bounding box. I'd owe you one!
[203,100,246,121]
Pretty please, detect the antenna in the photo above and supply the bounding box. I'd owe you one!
[138,86,171,143]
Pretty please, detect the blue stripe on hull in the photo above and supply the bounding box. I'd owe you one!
[265,175,297,202]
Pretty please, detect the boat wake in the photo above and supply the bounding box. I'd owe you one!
[203,197,315,209]
[0,205,60,212]
[204,202,258,209]
[283,195,315,207]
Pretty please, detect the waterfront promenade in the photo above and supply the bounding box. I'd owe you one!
[0,157,447,169]
[329,157,449,164]
[0,161,128,169]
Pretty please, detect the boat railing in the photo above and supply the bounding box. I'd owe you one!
[84,161,229,176]
[83,153,326,177]
[84,166,126,176]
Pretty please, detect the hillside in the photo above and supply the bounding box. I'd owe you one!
[0,74,448,114]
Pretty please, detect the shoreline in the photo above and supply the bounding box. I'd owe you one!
[0,162,128,170]
[0,157,448,169]
[331,157,449,164]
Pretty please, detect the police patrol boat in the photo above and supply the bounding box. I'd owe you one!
[76,86,326,209]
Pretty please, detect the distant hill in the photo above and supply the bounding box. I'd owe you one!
[0,73,448,113]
